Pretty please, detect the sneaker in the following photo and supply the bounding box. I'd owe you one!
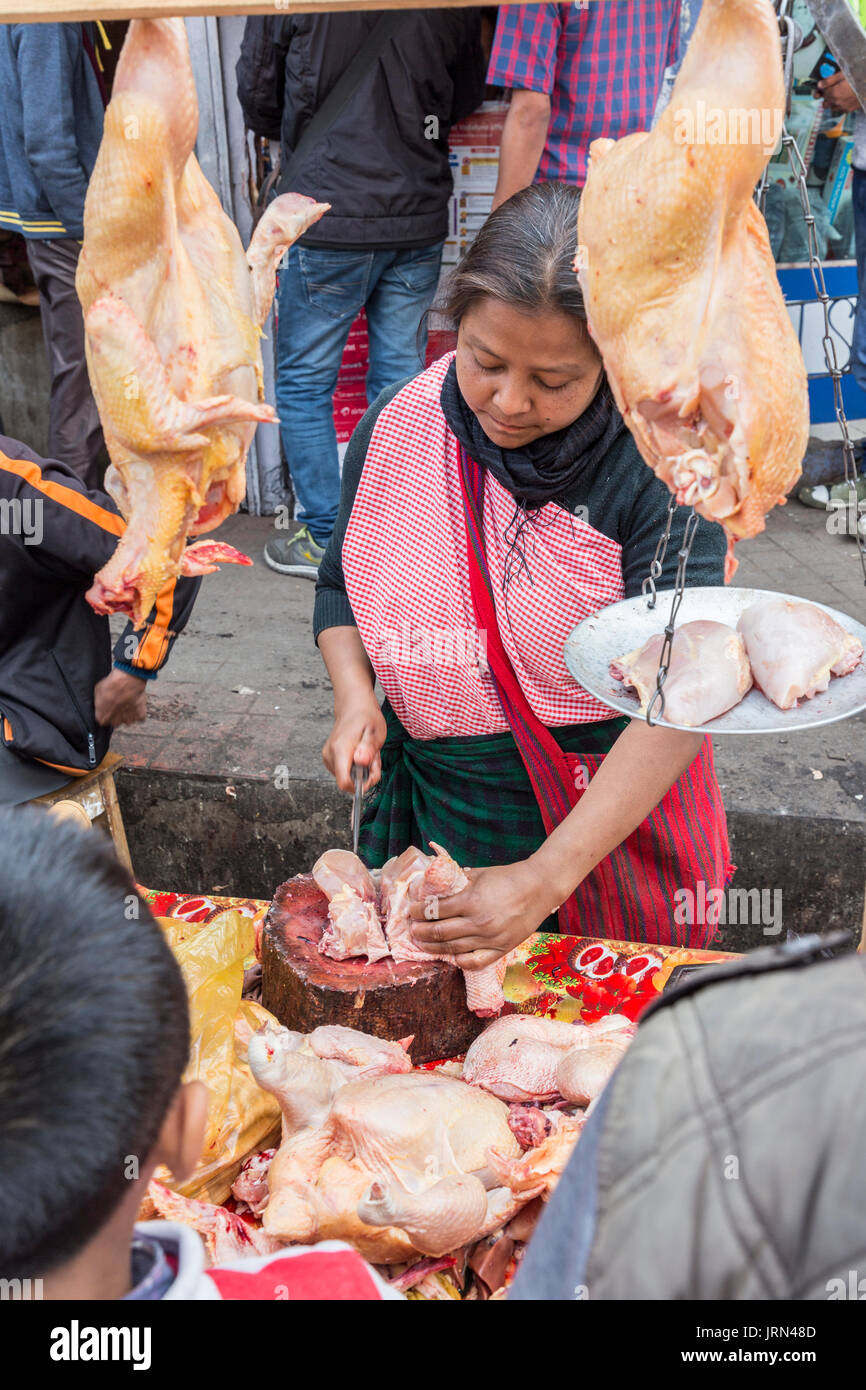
[263,525,326,579]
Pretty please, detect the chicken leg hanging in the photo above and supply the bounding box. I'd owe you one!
[576,0,809,574]
[76,19,328,625]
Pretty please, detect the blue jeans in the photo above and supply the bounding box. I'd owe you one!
[852,168,866,398]
[275,241,444,545]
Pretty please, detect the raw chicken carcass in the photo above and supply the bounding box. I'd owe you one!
[381,842,507,1018]
[320,887,391,964]
[76,19,328,624]
[312,849,378,903]
[315,845,506,1018]
[576,0,809,571]
[248,1023,525,1261]
[487,1111,586,1201]
[462,1013,633,1103]
[250,1020,412,1097]
[147,1180,283,1262]
[312,849,390,962]
[737,598,863,709]
[231,1148,276,1217]
[610,620,752,725]
[556,1036,631,1106]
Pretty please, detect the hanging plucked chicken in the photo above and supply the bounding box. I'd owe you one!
[576,0,810,577]
[76,19,328,625]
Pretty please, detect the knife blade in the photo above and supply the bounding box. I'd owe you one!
[351,762,363,857]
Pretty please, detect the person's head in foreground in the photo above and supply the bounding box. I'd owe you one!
[0,806,206,1298]
[0,809,395,1301]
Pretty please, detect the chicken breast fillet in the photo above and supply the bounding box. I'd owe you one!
[737,598,863,709]
[611,620,753,725]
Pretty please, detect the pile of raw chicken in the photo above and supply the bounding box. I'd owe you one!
[611,597,863,726]
[311,844,507,1018]
[150,1011,633,1298]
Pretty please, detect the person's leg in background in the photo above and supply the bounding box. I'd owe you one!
[364,242,445,404]
[24,237,106,490]
[268,245,372,577]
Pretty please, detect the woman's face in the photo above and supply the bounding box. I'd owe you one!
[456,297,603,449]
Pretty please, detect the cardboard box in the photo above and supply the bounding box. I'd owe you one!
[457,192,494,216]
[449,147,500,193]
[449,100,508,149]
[824,137,855,224]
[333,388,369,443]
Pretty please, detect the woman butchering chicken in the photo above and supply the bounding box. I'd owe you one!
[314,182,732,976]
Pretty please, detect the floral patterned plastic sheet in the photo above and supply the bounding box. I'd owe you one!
[140,887,738,1025]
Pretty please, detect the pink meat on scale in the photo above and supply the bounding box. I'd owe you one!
[737,598,863,709]
[611,619,752,725]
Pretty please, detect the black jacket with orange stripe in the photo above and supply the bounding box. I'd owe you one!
[0,435,200,773]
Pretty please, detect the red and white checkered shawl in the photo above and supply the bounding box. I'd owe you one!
[342,353,626,741]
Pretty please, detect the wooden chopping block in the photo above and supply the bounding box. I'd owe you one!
[261,875,488,1064]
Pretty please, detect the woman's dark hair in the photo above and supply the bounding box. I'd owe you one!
[0,807,190,1278]
[440,182,588,329]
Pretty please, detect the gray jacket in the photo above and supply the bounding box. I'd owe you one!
[511,936,866,1300]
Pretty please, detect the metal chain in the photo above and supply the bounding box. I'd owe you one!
[642,491,679,610]
[758,5,796,211]
[782,130,866,582]
[645,510,701,726]
[775,0,866,580]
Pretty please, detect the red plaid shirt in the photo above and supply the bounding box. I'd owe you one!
[487,1,681,186]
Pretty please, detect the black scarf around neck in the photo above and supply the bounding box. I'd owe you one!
[440,357,625,510]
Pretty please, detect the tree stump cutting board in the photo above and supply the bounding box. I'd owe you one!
[261,875,488,1064]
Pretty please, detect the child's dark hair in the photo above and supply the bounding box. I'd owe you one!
[440,182,589,329]
[0,808,189,1278]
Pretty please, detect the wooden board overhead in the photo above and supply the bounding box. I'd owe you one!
[1,0,496,20]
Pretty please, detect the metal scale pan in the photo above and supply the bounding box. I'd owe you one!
[563,587,866,734]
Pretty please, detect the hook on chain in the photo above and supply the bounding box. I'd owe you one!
[644,509,700,727]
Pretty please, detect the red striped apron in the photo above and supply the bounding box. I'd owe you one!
[457,443,733,948]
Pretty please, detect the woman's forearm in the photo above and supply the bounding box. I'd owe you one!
[318,626,376,709]
[531,721,705,911]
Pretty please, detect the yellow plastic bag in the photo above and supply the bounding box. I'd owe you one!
[153,910,281,1206]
